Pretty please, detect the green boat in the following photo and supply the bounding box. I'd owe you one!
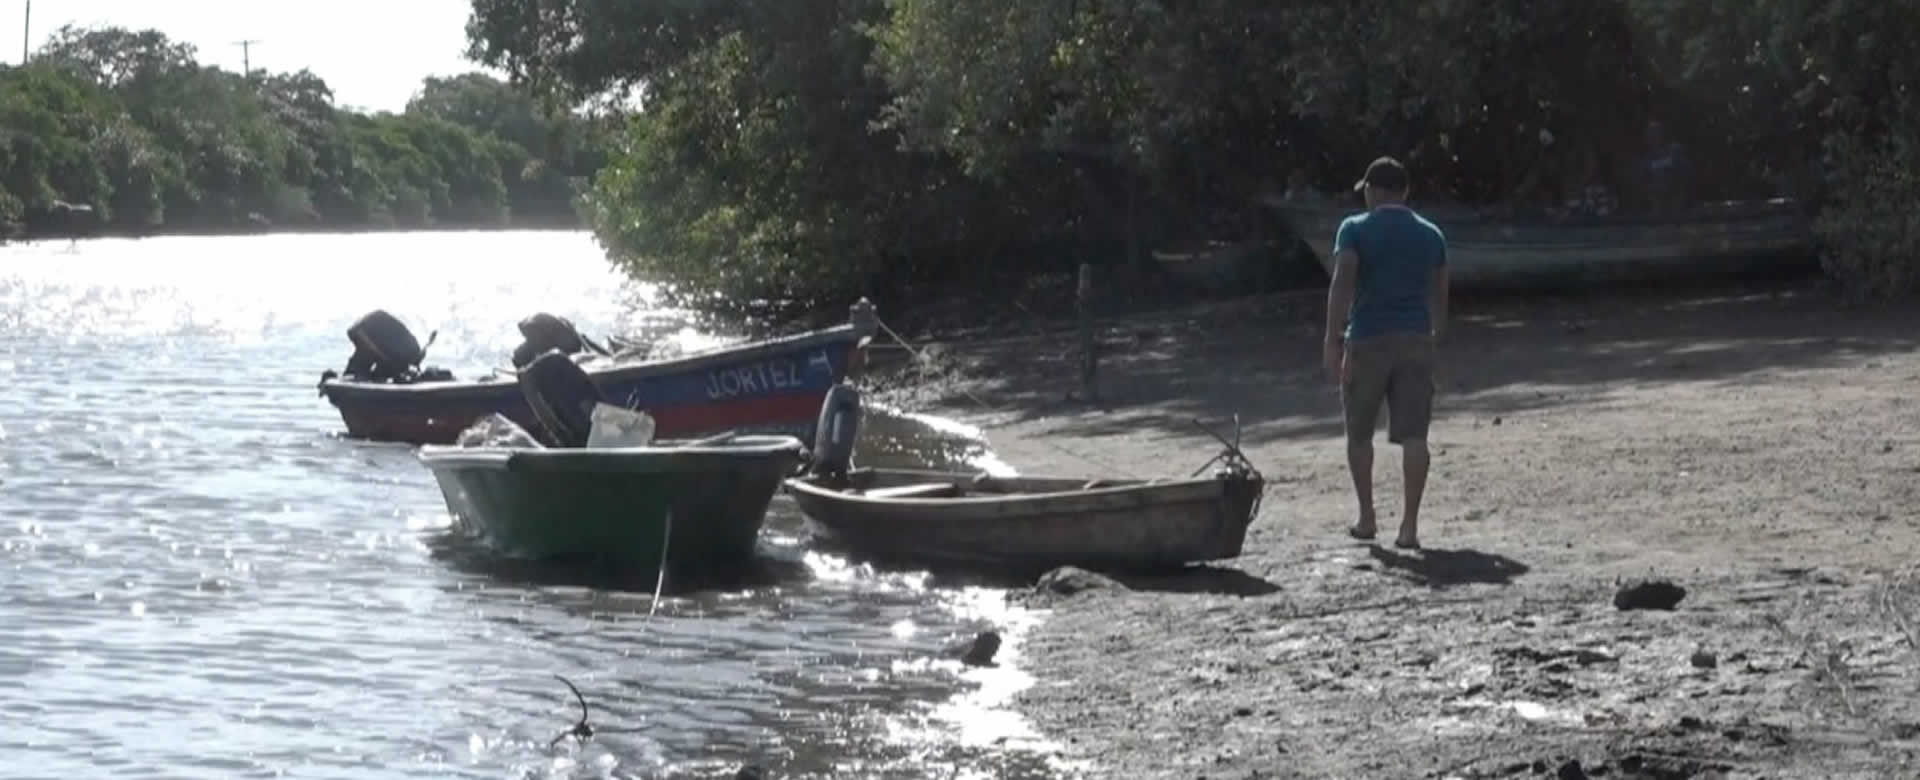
[417,435,809,572]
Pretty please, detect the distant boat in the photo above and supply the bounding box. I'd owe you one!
[19,200,100,242]
[319,300,878,445]
[1265,197,1817,290]
[1150,238,1323,295]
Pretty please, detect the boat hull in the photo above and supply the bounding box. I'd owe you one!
[1270,198,1818,290]
[323,324,866,445]
[784,468,1265,573]
[419,437,807,571]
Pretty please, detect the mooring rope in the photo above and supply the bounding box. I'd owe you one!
[547,509,672,751]
[872,317,1012,419]
[647,508,672,621]
[871,317,1267,500]
[872,315,1144,478]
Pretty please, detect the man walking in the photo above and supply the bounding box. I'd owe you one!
[1321,156,1448,550]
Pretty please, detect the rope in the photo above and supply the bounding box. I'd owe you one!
[647,509,672,621]
[873,317,1013,420]
[549,509,672,750]
[871,317,1265,506]
[1188,414,1267,521]
[872,316,1143,478]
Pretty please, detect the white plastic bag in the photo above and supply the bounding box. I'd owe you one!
[456,413,545,449]
[586,403,657,448]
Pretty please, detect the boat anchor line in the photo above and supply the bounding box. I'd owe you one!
[870,316,1142,479]
[1189,414,1267,521]
[648,509,672,621]
[547,673,648,750]
[547,510,674,752]
[874,315,1266,488]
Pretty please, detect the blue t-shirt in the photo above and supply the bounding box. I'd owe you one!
[1332,205,1447,341]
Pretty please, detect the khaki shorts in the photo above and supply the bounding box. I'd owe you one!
[1342,332,1436,446]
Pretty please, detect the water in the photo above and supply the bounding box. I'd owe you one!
[0,232,1073,779]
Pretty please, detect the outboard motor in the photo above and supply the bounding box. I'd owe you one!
[517,349,608,448]
[509,341,542,371]
[344,309,436,382]
[809,384,862,480]
[511,313,612,369]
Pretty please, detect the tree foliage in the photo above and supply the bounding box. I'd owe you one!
[478,1,1916,311]
[1625,0,1920,300]
[1,24,607,239]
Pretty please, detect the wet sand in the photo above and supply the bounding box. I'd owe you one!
[872,278,1920,778]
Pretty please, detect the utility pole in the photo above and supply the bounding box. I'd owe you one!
[21,0,29,66]
[233,38,261,78]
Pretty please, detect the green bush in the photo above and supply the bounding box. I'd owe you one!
[1,26,599,236]
[0,190,22,236]
[1816,120,1920,301]
[457,0,1920,317]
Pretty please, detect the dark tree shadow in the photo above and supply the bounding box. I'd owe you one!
[1103,564,1283,596]
[812,544,1283,597]
[894,274,1920,450]
[1364,544,1530,588]
[423,531,815,595]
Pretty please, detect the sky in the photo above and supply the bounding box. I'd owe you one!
[1,0,501,113]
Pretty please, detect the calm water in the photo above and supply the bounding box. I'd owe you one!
[0,232,1077,779]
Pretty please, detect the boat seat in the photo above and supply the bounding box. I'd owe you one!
[864,482,963,499]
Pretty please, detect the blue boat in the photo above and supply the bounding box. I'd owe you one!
[319,300,877,445]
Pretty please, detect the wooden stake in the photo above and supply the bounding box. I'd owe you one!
[1078,263,1097,400]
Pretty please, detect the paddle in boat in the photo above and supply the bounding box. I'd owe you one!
[319,299,878,446]
[417,350,808,573]
[783,386,1267,574]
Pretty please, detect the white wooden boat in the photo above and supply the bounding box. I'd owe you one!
[785,460,1264,574]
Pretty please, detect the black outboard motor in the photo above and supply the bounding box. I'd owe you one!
[344,310,436,382]
[510,313,612,369]
[809,384,862,481]
[517,349,608,448]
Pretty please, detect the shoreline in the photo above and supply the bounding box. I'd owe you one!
[0,220,590,245]
[877,277,1920,778]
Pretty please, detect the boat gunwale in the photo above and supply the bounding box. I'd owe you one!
[418,435,808,473]
[783,468,1249,510]
[1300,229,1812,252]
[1300,236,1811,261]
[321,321,863,400]
[1264,196,1808,229]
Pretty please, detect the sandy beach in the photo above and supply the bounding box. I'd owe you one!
[874,277,1920,779]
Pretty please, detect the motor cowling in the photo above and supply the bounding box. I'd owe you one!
[809,384,862,480]
[512,313,591,369]
[345,310,425,381]
[517,349,608,448]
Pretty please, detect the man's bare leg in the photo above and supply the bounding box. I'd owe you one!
[1348,439,1376,538]
[1398,439,1429,548]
